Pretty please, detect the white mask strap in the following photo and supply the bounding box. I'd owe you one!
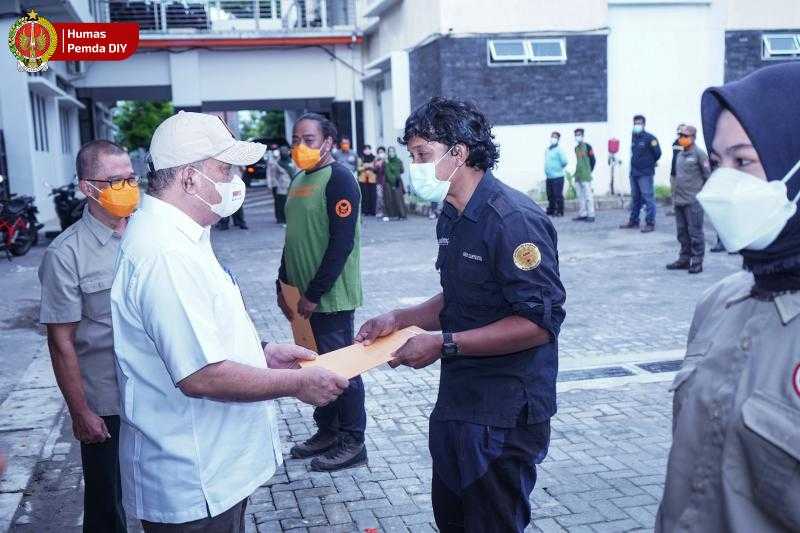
[433,145,455,167]
[784,158,800,203]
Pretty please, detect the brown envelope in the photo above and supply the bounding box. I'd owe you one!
[299,326,426,379]
[279,282,318,352]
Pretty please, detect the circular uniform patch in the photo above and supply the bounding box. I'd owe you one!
[793,363,800,399]
[335,199,352,218]
[651,139,659,147]
[513,243,541,270]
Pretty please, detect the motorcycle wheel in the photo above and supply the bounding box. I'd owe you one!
[9,222,36,256]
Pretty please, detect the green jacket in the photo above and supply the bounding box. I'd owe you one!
[574,142,596,182]
[385,156,404,186]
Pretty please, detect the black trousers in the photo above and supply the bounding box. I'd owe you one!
[80,415,126,533]
[360,183,377,216]
[309,311,366,441]
[429,418,550,533]
[545,178,565,215]
[141,499,247,533]
[675,201,705,262]
[217,207,246,228]
[275,194,287,223]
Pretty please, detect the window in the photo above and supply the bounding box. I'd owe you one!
[60,108,72,154]
[487,38,567,66]
[530,39,567,62]
[488,40,529,63]
[30,92,49,152]
[762,34,800,60]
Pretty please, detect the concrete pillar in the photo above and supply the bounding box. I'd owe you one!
[169,50,202,109]
[390,50,411,135]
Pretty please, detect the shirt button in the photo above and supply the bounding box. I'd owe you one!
[740,337,751,351]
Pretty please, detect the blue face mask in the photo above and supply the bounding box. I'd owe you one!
[633,124,644,134]
[409,146,459,203]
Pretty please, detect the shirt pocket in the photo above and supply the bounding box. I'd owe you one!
[730,390,800,531]
[80,277,113,320]
[457,259,502,306]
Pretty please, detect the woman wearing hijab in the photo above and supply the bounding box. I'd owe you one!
[656,63,800,533]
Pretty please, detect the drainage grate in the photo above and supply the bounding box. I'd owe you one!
[637,360,683,373]
[557,366,634,383]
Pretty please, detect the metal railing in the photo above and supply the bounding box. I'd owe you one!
[107,0,355,33]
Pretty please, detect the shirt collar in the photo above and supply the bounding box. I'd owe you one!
[774,292,800,325]
[462,172,497,222]
[81,204,115,246]
[724,278,800,325]
[141,194,207,243]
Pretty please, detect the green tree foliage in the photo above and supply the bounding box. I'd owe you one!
[114,101,174,151]
[240,110,286,141]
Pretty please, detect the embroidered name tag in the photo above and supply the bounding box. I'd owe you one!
[438,238,449,246]
[462,251,483,262]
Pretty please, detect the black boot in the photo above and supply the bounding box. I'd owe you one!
[309,434,368,472]
[688,259,703,274]
[290,429,338,459]
[666,259,690,270]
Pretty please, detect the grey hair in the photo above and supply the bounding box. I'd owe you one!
[146,159,209,197]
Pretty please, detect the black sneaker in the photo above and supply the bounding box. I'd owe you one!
[585,217,595,223]
[641,224,655,233]
[309,434,367,472]
[290,430,338,459]
[573,216,588,221]
[710,243,726,253]
[666,260,690,270]
[619,221,639,229]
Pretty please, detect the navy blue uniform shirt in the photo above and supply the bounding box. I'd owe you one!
[433,171,566,428]
[630,131,662,178]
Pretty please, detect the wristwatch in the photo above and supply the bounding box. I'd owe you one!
[441,332,460,358]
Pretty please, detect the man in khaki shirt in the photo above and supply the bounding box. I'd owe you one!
[39,140,139,533]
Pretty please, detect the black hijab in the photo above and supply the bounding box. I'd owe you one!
[701,63,800,291]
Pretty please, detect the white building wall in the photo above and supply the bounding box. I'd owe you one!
[607,1,725,192]
[725,0,800,28]
[441,0,607,33]
[361,0,442,64]
[493,122,610,197]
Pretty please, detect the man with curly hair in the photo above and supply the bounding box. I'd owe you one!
[355,97,566,532]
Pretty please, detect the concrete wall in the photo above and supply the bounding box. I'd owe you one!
[362,0,442,64]
[607,1,725,190]
[440,0,607,33]
[725,0,800,29]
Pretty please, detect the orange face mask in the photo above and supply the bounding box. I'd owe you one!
[678,136,693,148]
[87,181,140,218]
[292,143,322,171]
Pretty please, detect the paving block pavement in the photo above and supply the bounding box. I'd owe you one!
[2,187,743,532]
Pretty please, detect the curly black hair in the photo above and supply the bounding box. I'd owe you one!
[399,97,500,171]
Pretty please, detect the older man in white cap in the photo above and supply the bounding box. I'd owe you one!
[110,111,349,532]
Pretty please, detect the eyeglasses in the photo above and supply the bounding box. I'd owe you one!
[84,174,140,190]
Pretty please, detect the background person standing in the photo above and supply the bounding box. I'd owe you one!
[544,131,567,217]
[358,145,377,216]
[279,113,367,472]
[666,124,711,274]
[39,140,139,533]
[621,115,662,232]
[384,146,407,220]
[573,128,596,223]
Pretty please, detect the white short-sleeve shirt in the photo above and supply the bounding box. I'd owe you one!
[111,195,282,524]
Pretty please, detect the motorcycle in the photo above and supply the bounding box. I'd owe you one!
[0,175,42,259]
[50,182,85,232]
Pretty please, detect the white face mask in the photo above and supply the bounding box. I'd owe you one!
[550,137,559,146]
[194,169,246,218]
[575,136,583,144]
[697,157,800,252]
[409,146,459,203]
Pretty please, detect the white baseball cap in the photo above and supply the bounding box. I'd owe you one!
[149,111,266,171]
